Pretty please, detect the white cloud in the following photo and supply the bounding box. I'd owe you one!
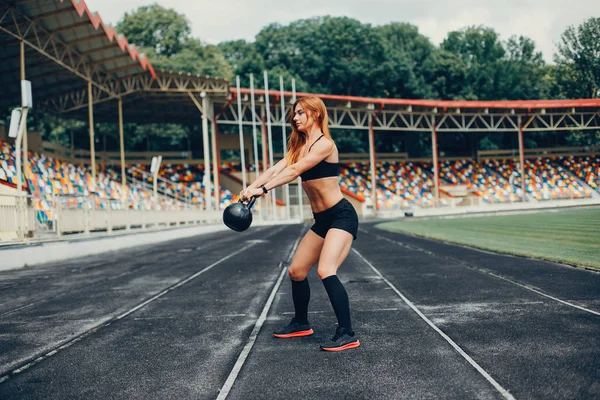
[84,0,599,62]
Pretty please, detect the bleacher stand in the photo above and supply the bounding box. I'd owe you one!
[0,141,236,223]
[560,156,600,192]
[486,157,591,200]
[2,140,599,220]
[440,159,521,203]
[127,163,235,208]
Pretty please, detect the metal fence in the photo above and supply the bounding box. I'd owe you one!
[0,193,37,241]
[0,193,222,244]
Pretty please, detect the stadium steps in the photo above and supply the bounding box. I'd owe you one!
[485,165,537,202]
[567,170,600,198]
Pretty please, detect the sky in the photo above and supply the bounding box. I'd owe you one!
[85,0,599,63]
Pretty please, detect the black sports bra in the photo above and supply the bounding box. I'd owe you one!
[300,135,340,181]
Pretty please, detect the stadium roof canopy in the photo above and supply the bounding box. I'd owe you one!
[1,0,599,130]
[0,0,228,123]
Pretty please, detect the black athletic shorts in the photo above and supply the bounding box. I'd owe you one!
[310,198,359,240]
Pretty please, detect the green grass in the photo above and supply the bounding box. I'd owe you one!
[376,208,600,270]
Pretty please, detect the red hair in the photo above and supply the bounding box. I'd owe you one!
[286,96,332,164]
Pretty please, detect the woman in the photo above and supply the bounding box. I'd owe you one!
[239,96,360,352]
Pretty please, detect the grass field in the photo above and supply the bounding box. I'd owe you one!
[376,208,600,270]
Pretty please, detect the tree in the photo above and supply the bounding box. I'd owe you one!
[495,36,549,100]
[422,50,470,100]
[555,17,600,98]
[374,23,437,98]
[441,26,506,100]
[253,17,395,97]
[116,4,191,57]
[148,38,233,78]
[218,40,266,82]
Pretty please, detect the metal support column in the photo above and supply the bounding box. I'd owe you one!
[88,81,96,190]
[368,113,377,211]
[431,115,439,206]
[118,98,127,207]
[518,116,527,202]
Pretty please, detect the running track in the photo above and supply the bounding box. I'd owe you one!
[0,222,598,399]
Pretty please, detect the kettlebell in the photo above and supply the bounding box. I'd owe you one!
[223,197,256,232]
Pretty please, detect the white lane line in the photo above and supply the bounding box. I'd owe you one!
[0,241,262,384]
[116,243,256,320]
[375,233,600,317]
[282,310,325,315]
[487,272,600,316]
[0,302,36,317]
[352,248,516,400]
[217,233,302,400]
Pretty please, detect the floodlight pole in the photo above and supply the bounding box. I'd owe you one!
[88,81,96,190]
[152,155,162,209]
[188,91,212,212]
[118,98,127,207]
[20,41,29,194]
[249,74,262,215]
[279,75,290,220]
[368,109,377,212]
[261,107,270,217]
[236,76,247,188]
[431,114,440,206]
[518,116,527,202]
[201,94,212,211]
[211,102,220,210]
[292,78,303,221]
[14,108,28,196]
[264,71,277,218]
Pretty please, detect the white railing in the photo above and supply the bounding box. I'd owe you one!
[0,192,222,244]
[54,194,221,237]
[0,194,37,241]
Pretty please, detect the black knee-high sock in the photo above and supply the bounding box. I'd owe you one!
[322,275,352,332]
[291,278,310,324]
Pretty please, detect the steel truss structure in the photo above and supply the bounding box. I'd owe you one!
[0,4,118,97]
[215,94,600,133]
[52,72,230,113]
[2,0,600,222]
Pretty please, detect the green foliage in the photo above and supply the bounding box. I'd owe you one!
[374,23,438,98]
[478,136,500,151]
[496,36,550,99]
[254,17,397,96]
[422,50,470,100]
[36,6,598,157]
[555,17,600,98]
[331,130,368,153]
[218,40,266,82]
[441,26,506,100]
[146,39,233,78]
[116,4,191,57]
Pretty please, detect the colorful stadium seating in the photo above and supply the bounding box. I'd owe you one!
[0,141,235,221]
[486,157,591,200]
[560,156,600,192]
[2,140,598,220]
[439,159,522,203]
[340,161,436,209]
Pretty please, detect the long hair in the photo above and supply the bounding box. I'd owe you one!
[286,96,332,165]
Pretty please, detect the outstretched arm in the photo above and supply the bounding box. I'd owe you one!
[242,138,333,200]
[239,158,287,200]
[247,158,288,190]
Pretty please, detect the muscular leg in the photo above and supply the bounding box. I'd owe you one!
[288,229,324,280]
[316,228,353,279]
[287,229,324,324]
[317,228,354,332]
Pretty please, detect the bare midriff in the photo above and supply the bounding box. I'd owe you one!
[302,177,344,213]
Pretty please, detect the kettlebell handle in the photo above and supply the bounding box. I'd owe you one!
[241,197,256,209]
